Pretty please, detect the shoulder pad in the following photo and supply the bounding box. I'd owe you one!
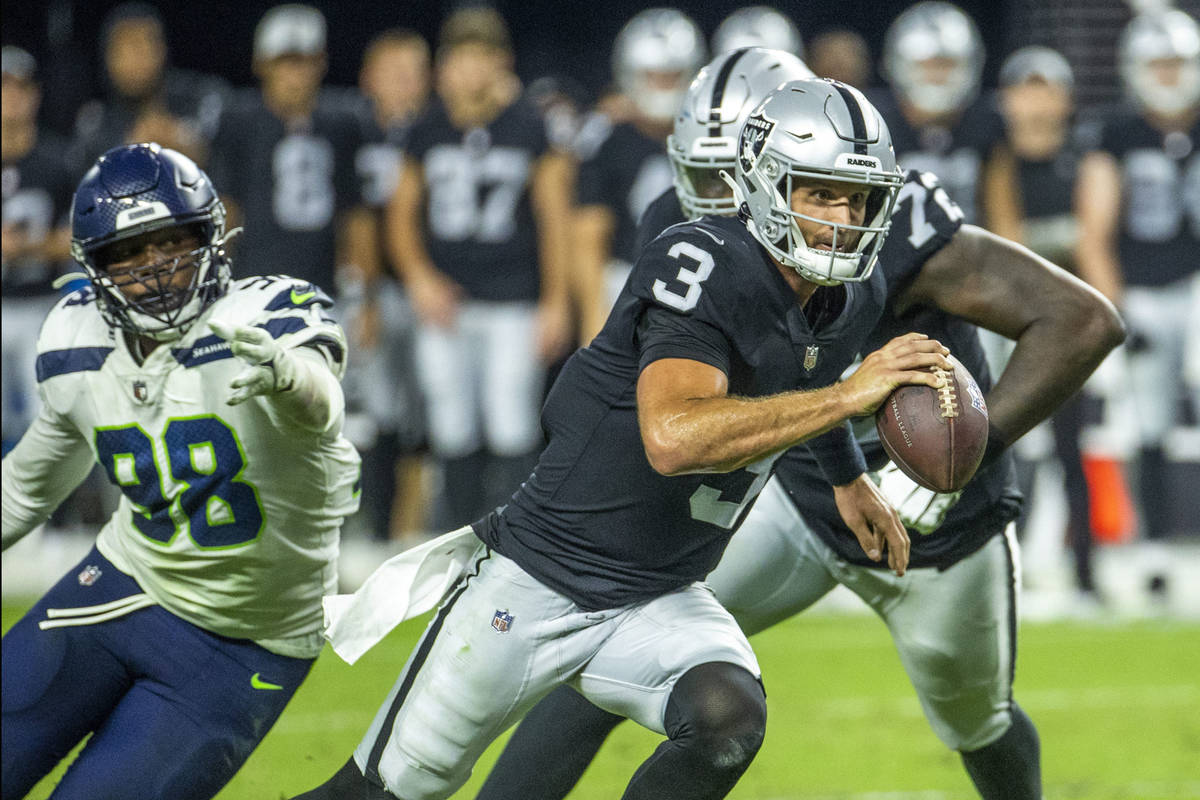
[881,170,966,287]
[211,276,348,378]
[36,288,112,356]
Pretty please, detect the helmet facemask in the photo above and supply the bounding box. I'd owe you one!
[75,215,233,342]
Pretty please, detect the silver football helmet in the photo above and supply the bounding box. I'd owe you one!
[669,47,814,218]
[612,8,706,124]
[712,7,804,58]
[729,78,904,285]
[882,1,984,116]
[1119,9,1200,117]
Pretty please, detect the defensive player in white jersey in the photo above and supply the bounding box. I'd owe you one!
[0,142,361,800]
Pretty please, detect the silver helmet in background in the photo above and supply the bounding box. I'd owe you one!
[669,47,814,218]
[612,7,707,124]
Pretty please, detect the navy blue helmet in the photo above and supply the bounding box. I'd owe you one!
[71,142,233,340]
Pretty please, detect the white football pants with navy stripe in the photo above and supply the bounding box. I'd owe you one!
[708,476,1020,752]
[352,547,759,800]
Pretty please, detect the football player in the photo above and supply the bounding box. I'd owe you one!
[873,1,1001,224]
[573,7,706,342]
[207,4,375,297]
[711,6,804,58]
[2,47,76,449]
[472,53,1125,800]
[288,78,952,800]
[0,143,361,800]
[1075,8,1200,597]
[388,7,572,530]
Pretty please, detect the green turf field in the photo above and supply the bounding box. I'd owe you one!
[4,602,1198,799]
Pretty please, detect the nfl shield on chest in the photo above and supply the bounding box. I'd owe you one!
[491,609,514,632]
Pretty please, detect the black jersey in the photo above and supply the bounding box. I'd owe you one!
[475,214,887,610]
[404,95,550,303]
[775,171,1022,570]
[1,133,76,297]
[1085,109,1200,287]
[1013,131,1083,268]
[869,89,1004,224]
[577,122,674,266]
[207,89,367,295]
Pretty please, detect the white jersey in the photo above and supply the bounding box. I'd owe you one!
[1,275,360,657]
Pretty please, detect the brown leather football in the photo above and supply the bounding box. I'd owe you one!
[874,354,989,492]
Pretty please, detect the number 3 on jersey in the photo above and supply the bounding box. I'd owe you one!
[95,415,265,549]
[653,241,715,312]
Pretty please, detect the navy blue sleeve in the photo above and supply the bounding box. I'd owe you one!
[804,423,868,486]
[635,306,733,375]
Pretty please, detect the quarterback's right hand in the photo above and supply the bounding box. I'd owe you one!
[872,461,962,535]
[837,333,952,417]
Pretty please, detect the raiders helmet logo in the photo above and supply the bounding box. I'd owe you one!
[739,112,775,174]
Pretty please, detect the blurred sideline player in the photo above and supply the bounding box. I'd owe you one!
[874,1,1001,223]
[352,29,434,543]
[1075,8,1200,600]
[207,4,376,300]
[473,51,1124,800]
[2,47,75,450]
[573,7,706,343]
[388,7,572,529]
[982,46,1102,604]
[712,6,804,58]
[1,143,360,799]
[808,27,873,90]
[290,77,948,800]
[70,2,228,171]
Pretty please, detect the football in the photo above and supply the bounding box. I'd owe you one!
[875,354,989,493]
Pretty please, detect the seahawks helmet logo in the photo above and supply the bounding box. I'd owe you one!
[739,112,775,174]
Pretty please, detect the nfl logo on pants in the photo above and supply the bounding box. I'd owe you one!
[491,609,514,633]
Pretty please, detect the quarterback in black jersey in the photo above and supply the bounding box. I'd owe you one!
[1076,9,1200,559]
[290,78,951,800]
[474,60,1124,800]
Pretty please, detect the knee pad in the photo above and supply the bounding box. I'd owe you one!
[663,662,767,772]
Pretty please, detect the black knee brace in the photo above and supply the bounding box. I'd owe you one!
[662,662,767,775]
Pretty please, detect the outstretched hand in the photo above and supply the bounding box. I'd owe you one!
[209,320,298,405]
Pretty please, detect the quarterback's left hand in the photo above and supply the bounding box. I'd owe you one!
[872,461,962,535]
[209,320,298,405]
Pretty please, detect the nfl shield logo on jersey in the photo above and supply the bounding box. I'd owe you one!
[78,565,102,586]
[491,609,514,633]
[803,345,819,372]
[132,380,148,403]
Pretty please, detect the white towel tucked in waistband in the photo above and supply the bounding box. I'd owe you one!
[323,525,483,664]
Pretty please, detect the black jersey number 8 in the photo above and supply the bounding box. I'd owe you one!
[652,241,715,311]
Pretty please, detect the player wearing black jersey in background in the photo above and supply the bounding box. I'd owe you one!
[2,47,76,450]
[573,8,706,343]
[1076,9,1200,604]
[206,5,375,300]
[388,8,572,530]
[288,77,953,800]
[475,50,1123,800]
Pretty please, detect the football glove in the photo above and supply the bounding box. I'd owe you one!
[209,320,298,405]
[872,461,962,535]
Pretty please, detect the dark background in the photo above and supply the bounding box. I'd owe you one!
[3,0,1017,135]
